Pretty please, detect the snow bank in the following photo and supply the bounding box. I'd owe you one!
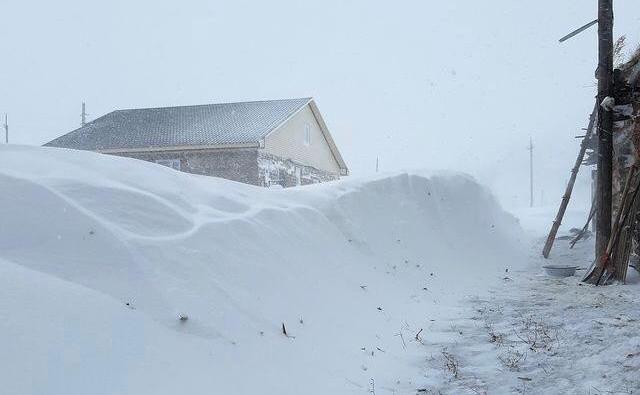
[0,145,525,395]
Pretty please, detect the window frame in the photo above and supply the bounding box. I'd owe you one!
[304,123,311,146]
[154,158,181,171]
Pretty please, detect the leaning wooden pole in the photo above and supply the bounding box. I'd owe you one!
[570,198,596,249]
[614,182,640,282]
[595,0,615,259]
[542,105,597,258]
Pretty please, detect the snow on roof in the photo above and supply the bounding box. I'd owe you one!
[44,98,313,151]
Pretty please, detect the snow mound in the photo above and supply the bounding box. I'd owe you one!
[0,145,525,395]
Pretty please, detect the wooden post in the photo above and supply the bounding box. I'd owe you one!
[595,0,614,259]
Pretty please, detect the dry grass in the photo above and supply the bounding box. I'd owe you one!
[441,350,460,379]
[625,44,640,70]
[498,347,527,371]
[514,315,559,353]
[485,322,505,346]
[614,35,627,68]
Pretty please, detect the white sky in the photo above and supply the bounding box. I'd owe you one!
[1,1,639,209]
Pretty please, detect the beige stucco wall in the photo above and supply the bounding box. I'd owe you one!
[261,105,341,174]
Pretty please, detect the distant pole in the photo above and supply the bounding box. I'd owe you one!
[81,102,87,126]
[595,0,614,259]
[3,114,8,144]
[529,136,534,207]
[376,156,379,173]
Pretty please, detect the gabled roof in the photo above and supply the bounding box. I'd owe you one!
[306,100,349,174]
[45,98,313,151]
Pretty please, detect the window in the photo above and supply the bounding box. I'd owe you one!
[155,159,181,171]
[304,123,311,146]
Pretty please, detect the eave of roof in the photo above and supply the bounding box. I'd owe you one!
[97,142,261,154]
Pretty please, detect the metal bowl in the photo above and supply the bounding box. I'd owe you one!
[542,265,578,277]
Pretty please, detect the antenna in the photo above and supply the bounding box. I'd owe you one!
[81,102,87,126]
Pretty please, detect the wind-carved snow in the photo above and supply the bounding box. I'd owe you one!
[0,144,526,395]
[55,184,195,237]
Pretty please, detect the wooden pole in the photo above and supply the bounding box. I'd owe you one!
[595,0,614,259]
[559,19,599,43]
[587,167,640,285]
[570,198,596,249]
[618,180,640,282]
[542,104,597,258]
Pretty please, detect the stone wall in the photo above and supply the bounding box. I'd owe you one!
[113,148,261,186]
[110,149,339,188]
[257,152,338,188]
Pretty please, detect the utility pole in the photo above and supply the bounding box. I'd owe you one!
[376,156,379,173]
[3,114,8,144]
[595,0,614,259]
[81,102,87,126]
[529,136,534,207]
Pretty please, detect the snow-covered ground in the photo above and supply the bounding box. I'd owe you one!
[417,206,640,394]
[0,145,526,395]
[1,145,635,394]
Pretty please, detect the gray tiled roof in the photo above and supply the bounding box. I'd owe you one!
[45,98,312,151]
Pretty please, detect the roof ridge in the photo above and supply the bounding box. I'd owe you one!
[114,97,313,113]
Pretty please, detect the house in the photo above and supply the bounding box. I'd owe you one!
[44,98,348,187]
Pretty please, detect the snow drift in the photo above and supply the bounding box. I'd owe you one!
[0,145,525,395]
